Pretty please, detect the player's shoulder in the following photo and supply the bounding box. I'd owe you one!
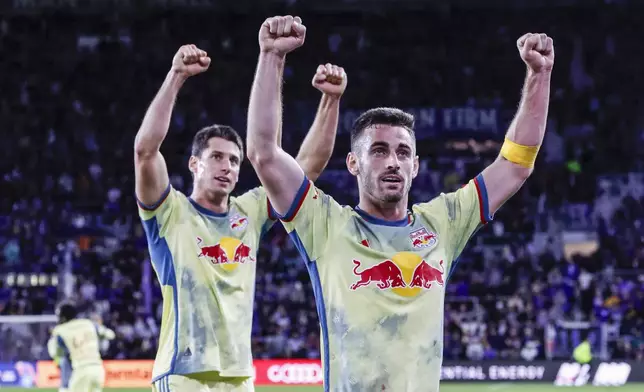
[412,193,448,213]
[51,324,62,335]
[231,186,266,204]
[168,186,191,205]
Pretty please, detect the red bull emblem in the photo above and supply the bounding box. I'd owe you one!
[350,260,406,290]
[409,227,437,250]
[196,236,254,271]
[230,215,249,231]
[350,252,444,297]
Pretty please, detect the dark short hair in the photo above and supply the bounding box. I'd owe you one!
[56,302,78,322]
[350,107,415,151]
[191,125,244,161]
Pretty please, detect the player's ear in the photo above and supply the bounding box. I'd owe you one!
[412,155,419,179]
[346,152,359,177]
[188,155,199,177]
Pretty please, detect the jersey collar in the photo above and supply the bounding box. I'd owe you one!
[188,198,228,218]
[354,206,412,227]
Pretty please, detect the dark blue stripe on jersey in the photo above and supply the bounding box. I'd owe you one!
[267,199,278,220]
[288,231,330,392]
[165,376,170,392]
[137,183,172,211]
[58,356,72,388]
[57,335,69,357]
[448,175,492,281]
[142,217,179,381]
[276,176,311,222]
[354,206,409,227]
[474,174,494,223]
[188,198,228,217]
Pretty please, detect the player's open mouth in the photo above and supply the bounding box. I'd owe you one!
[381,175,402,183]
[214,176,230,184]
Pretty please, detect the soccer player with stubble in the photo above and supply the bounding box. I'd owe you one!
[246,15,554,392]
[135,45,347,392]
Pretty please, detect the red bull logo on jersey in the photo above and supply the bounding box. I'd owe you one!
[196,236,254,271]
[350,252,444,297]
[409,227,437,250]
[229,215,249,231]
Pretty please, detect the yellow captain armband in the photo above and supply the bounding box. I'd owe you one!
[500,138,540,168]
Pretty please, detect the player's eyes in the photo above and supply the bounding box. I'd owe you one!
[372,149,387,156]
[398,150,411,157]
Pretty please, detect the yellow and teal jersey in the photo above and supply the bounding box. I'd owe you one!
[47,319,115,370]
[278,174,492,392]
[137,185,275,382]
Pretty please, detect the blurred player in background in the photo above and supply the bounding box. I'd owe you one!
[247,16,554,392]
[47,302,116,392]
[134,44,346,391]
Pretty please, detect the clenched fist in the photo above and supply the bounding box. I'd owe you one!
[259,15,306,56]
[312,64,347,98]
[517,33,554,73]
[171,45,211,78]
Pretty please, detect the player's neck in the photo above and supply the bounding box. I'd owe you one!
[190,189,230,215]
[357,197,408,222]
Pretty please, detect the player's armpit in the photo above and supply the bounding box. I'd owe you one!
[277,179,346,262]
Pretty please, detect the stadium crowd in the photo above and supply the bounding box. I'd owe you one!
[1,3,643,363]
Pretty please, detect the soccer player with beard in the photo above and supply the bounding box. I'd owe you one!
[135,45,347,391]
[246,16,554,392]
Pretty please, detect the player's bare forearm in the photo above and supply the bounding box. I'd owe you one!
[133,71,183,205]
[296,94,340,182]
[482,33,554,214]
[134,71,185,157]
[505,70,551,147]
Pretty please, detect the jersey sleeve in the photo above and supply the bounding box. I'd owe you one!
[233,187,277,235]
[415,173,493,260]
[276,177,348,262]
[47,335,59,359]
[137,184,182,238]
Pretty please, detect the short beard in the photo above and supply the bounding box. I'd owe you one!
[382,192,403,203]
[362,173,405,204]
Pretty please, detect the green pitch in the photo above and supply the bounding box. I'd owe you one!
[7,385,644,392]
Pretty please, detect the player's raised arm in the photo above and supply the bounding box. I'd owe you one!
[247,16,309,216]
[134,45,211,207]
[295,64,347,182]
[480,33,554,214]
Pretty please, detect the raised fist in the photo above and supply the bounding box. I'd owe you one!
[517,33,554,73]
[259,15,306,56]
[171,45,211,78]
[312,64,347,98]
